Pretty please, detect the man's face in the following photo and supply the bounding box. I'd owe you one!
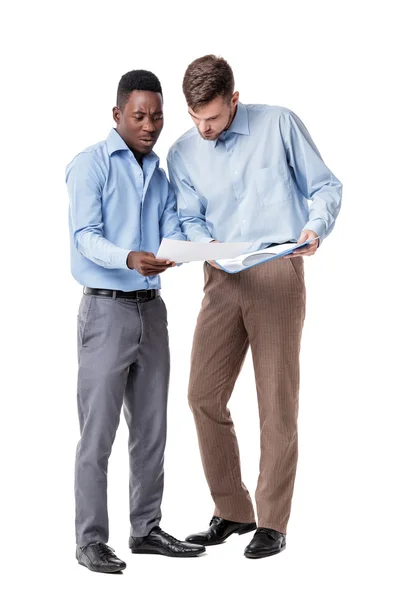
[113,90,163,155]
[188,93,239,141]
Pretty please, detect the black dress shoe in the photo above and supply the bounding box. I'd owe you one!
[185,516,257,546]
[244,528,286,558]
[129,526,205,557]
[76,543,126,573]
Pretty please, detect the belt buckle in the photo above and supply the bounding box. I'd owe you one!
[136,290,149,301]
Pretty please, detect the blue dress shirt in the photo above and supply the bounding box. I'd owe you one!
[66,129,185,291]
[167,102,342,251]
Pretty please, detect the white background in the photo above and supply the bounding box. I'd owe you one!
[2,1,399,598]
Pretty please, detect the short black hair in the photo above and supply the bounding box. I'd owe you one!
[116,70,163,110]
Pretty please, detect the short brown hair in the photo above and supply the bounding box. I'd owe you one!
[182,55,234,111]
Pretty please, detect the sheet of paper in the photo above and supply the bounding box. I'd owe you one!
[156,238,252,263]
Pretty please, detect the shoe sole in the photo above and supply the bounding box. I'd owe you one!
[188,522,257,547]
[244,543,286,559]
[130,548,205,558]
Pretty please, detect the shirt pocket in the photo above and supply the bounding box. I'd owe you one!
[255,164,292,207]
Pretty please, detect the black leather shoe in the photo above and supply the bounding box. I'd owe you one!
[185,516,257,546]
[244,528,286,558]
[76,543,126,573]
[129,527,205,557]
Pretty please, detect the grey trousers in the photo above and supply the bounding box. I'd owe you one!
[75,293,169,546]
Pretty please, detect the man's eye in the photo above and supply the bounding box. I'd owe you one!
[154,115,163,121]
[134,116,143,121]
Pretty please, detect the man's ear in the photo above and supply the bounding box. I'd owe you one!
[232,91,239,106]
[112,106,120,125]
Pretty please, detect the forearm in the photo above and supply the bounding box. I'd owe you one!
[74,229,131,269]
[167,154,213,243]
[303,178,342,241]
[282,109,342,243]
[180,216,214,242]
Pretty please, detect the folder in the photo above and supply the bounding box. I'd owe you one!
[214,238,319,273]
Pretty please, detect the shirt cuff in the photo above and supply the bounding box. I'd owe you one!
[302,219,326,244]
[114,247,132,270]
[188,234,215,243]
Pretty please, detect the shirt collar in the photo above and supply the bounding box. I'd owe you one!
[213,102,249,147]
[106,128,159,164]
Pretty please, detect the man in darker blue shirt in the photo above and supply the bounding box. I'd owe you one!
[66,70,205,573]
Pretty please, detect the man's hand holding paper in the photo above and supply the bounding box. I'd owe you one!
[285,229,319,258]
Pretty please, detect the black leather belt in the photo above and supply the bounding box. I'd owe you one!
[84,287,160,301]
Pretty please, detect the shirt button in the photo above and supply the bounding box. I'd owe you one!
[233,170,237,175]
[242,220,246,224]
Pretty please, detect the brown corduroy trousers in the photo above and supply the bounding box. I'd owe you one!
[188,257,306,534]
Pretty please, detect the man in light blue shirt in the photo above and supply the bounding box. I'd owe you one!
[168,55,342,558]
[66,70,204,573]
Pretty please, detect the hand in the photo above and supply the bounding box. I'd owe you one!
[127,251,176,276]
[208,240,224,270]
[285,229,319,258]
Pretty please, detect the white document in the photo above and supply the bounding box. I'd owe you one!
[156,238,252,263]
[215,239,319,273]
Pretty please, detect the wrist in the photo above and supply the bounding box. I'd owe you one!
[127,251,137,270]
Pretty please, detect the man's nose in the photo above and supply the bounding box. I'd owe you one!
[199,120,210,134]
[142,118,156,132]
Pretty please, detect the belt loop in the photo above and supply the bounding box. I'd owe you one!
[112,290,117,300]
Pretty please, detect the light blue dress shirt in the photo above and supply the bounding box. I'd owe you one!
[167,102,342,250]
[66,129,185,291]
